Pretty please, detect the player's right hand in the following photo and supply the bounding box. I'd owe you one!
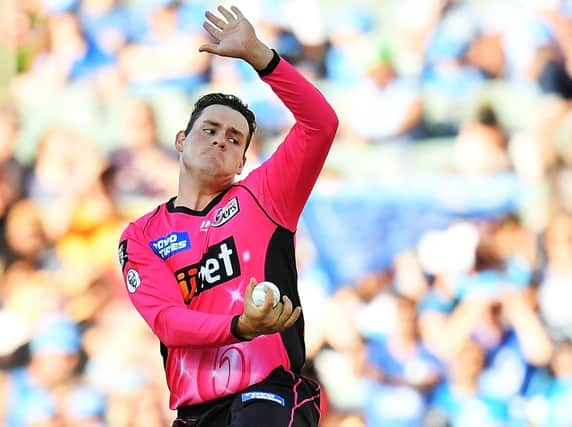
[236,278,301,340]
[198,5,274,71]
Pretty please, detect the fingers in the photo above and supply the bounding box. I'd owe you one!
[205,6,238,31]
[217,5,236,22]
[275,295,293,324]
[205,10,227,30]
[244,278,256,300]
[240,278,301,336]
[258,286,276,312]
[230,5,244,19]
[271,296,301,331]
[203,21,222,40]
[245,278,273,316]
[200,20,223,54]
[198,43,216,54]
[283,306,302,330]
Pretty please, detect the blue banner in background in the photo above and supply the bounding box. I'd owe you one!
[301,173,524,289]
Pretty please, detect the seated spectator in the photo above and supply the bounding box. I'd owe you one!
[422,0,485,102]
[543,340,572,426]
[82,301,167,426]
[324,7,376,86]
[419,221,552,397]
[538,211,572,340]
[3,313,83,426]
[63,385,106,427]
[108,98,178,203]
[463,31,505,80]
[363,295,442,426]
[27,127,105,242]
[520,340,572,427]
[429,339,509,427]
[13,11,113,102]
[9,390,59,427]
[2,199,52,270]
[531,6,572,99]
[366,295,442,390]
[454,105,510,175]
[77,0,131,59]
[345,54,424,143]
[117,1,209,94]
[0,105,27,220]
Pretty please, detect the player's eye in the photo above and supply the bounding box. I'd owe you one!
[228,138,239,145]
[203,128,215,134]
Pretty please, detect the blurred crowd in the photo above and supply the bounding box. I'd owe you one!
[2,0,572,426]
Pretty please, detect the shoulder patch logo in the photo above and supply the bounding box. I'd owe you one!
[213,197,239,227]
[126,269,141,293]
[150,232,191,260]
[118,240,128,271]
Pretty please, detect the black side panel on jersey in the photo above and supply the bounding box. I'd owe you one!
[160,341,168,368]
[264,227,305,373]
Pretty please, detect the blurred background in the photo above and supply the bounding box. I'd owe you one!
[1,0,572,425]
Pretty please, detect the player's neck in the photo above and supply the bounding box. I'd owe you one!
[176,178,231,211]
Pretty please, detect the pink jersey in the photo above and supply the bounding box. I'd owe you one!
[118,56,338,409]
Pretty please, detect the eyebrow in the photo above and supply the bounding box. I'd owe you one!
[202,120,245,139]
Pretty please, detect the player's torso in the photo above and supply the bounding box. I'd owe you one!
[146,186,276,313]
[141,186,295,407]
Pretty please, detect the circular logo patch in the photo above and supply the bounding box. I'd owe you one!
[126,269,141,293]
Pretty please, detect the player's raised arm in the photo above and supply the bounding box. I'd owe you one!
[197,6,339,231]
[198,5,337,137]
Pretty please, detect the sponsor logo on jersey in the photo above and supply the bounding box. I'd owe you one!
[212,197,239,227]
[118,240,128,271]
[241,391,285,406]
[126,269,141,293]
[174,237,240,303]
[150,232,191,260]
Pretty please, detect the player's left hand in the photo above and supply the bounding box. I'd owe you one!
[236,278,302,340]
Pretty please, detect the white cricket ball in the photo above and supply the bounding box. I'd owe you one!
[252,281,280,308]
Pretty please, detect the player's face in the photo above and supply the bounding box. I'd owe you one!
[178,105,248,180]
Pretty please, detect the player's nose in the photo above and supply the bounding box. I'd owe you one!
[211,136,226,149]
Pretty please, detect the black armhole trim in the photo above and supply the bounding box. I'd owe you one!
[143,206,161,234]
[234,184,286,230]
[230,315,251,341]
[256,49,280,77]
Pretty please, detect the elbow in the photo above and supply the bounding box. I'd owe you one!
[325,108,339,140]
[154,325,176,348]
[153,310,181,348]
[156,330,178,348]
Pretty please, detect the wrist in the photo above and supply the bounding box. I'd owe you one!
[245,41,274,71]
[231,314,255,341]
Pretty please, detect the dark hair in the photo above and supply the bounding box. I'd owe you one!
[477,104,498,127]
[184,93,256,152]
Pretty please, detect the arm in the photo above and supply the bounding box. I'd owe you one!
[252,55,339,230]
[199,6,339,230]
[420,298,493,360]
[501,289,553,366]
[120,222,300,345]
[120,222,240,348]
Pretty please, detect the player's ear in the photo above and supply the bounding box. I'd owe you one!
[175,130,186,152]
